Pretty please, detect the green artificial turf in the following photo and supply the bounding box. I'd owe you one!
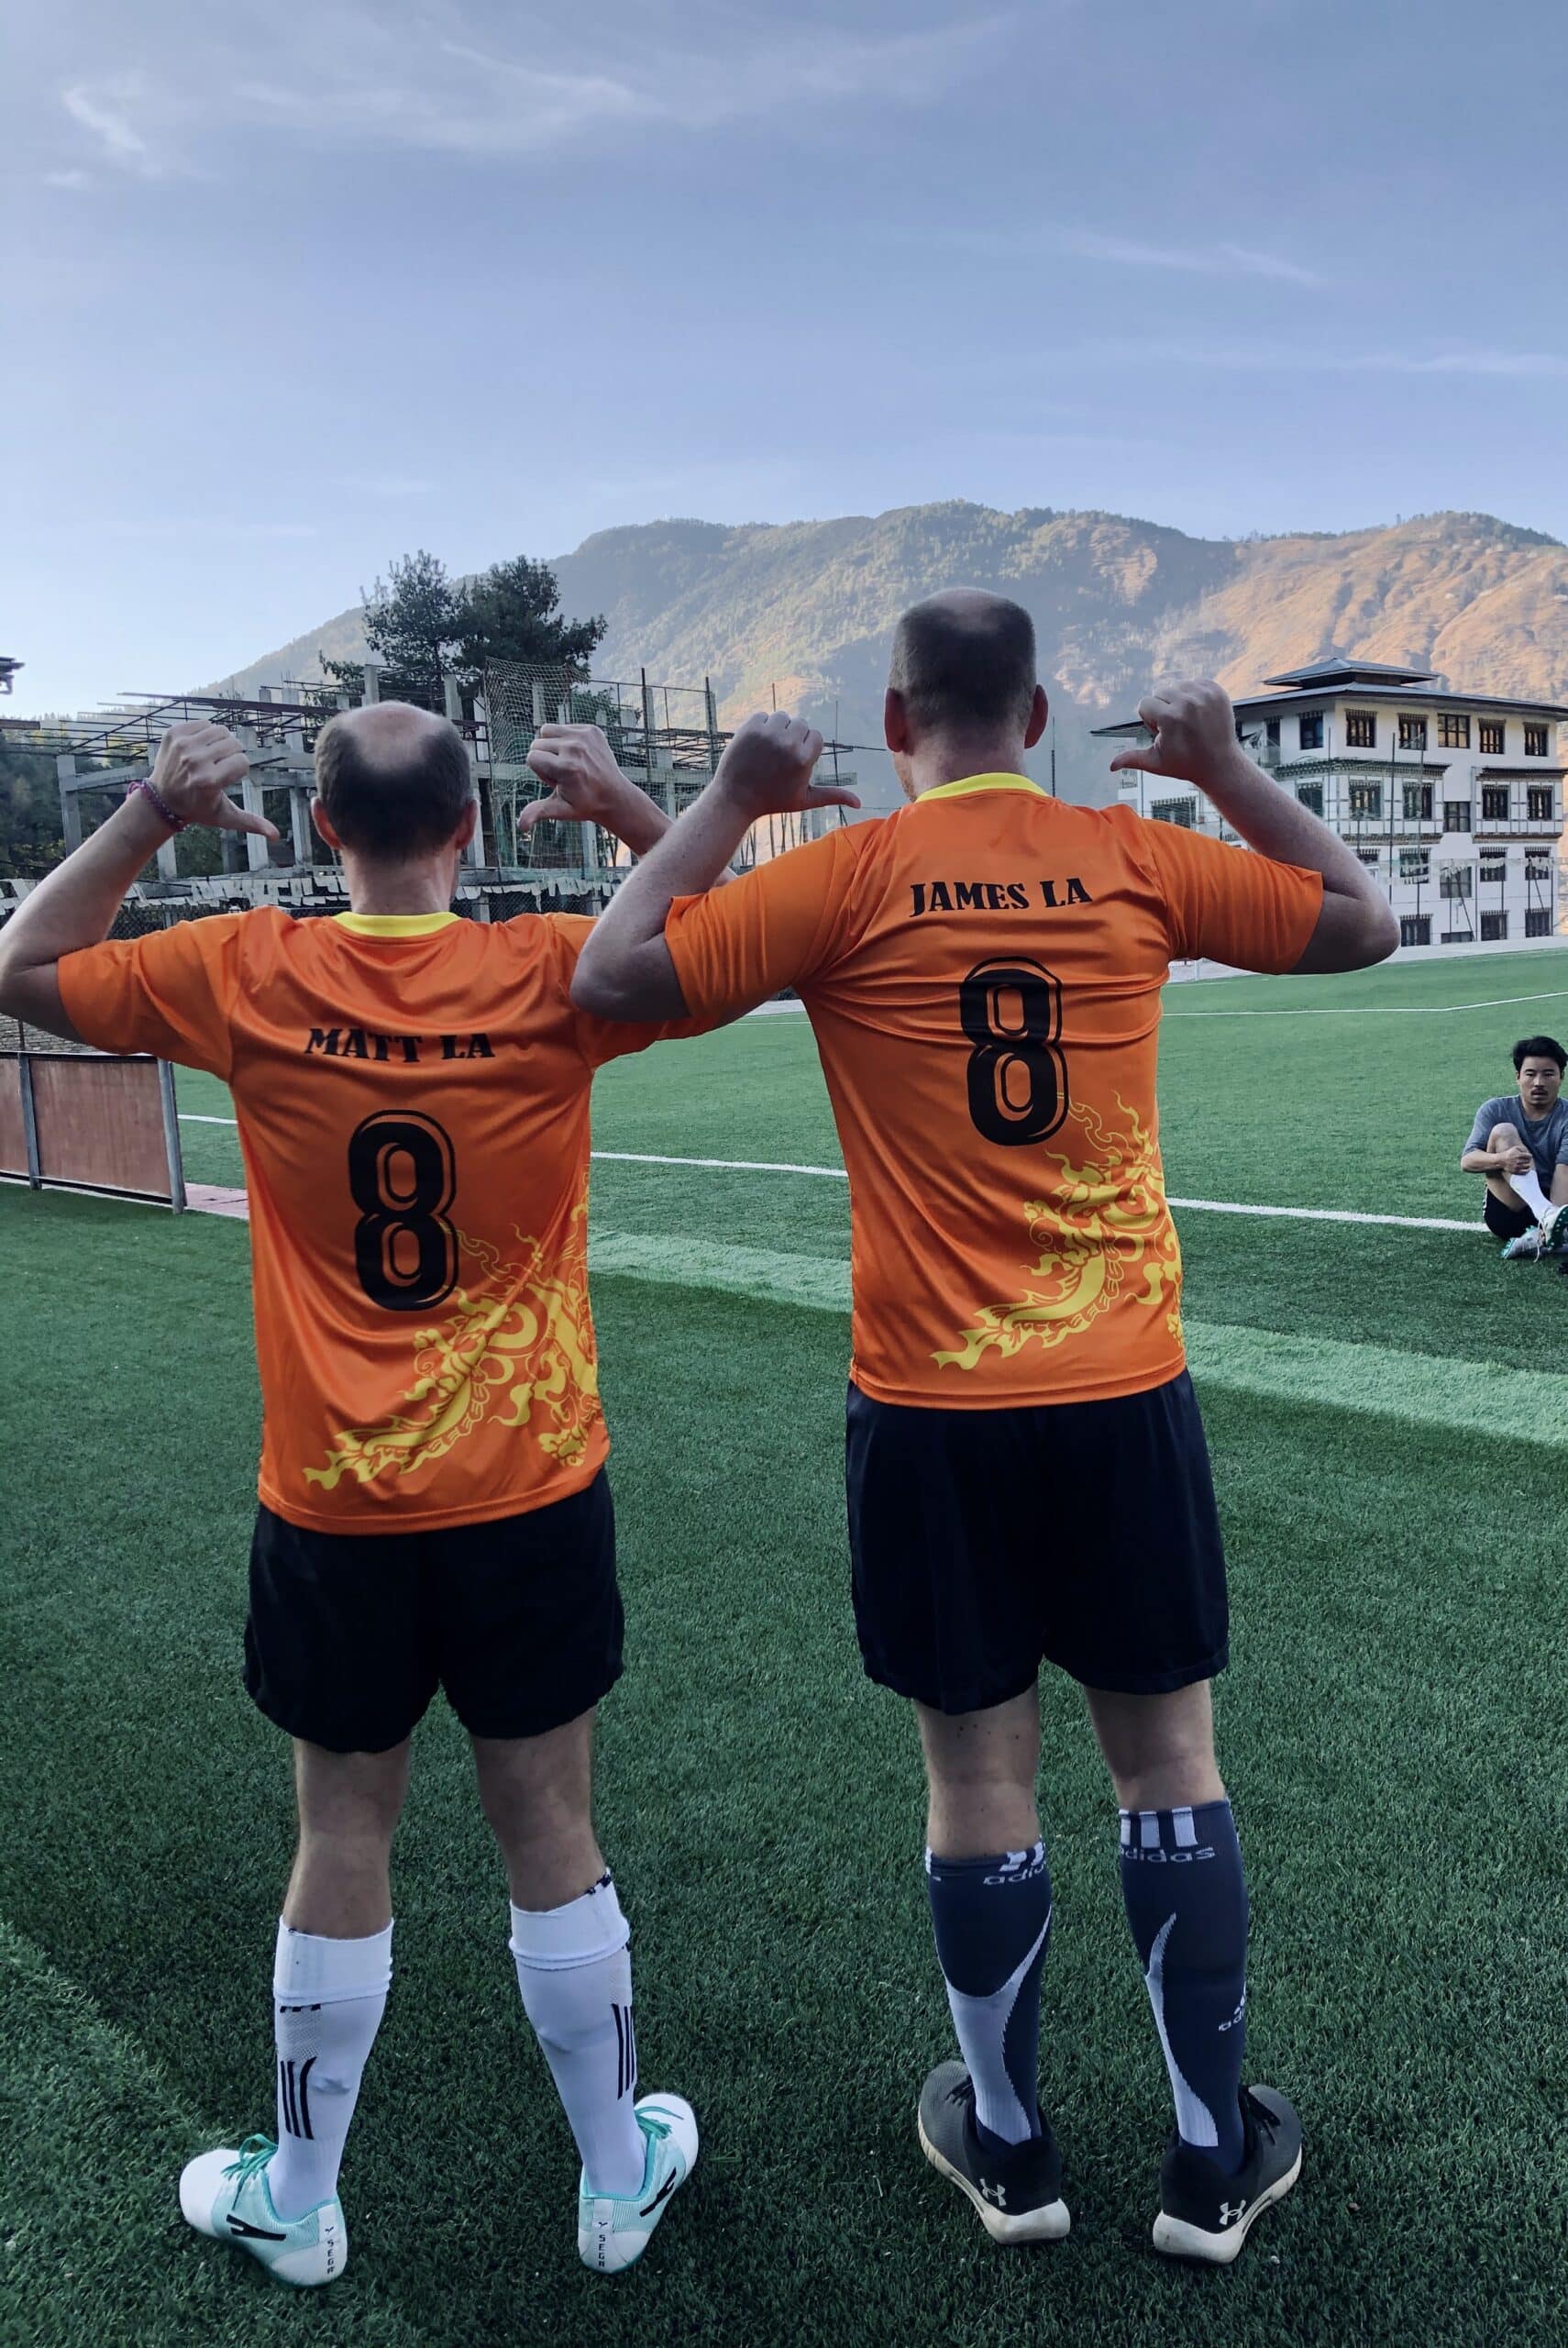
[5,947,1568,2345]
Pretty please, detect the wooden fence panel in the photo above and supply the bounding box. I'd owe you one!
[0,1058,28,1180]
[29,1055,173,1200]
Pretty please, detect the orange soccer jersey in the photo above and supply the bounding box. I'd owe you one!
[59,909,675,1534]
[665,775,1322,1409]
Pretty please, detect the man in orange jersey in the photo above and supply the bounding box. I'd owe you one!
[0,703,834,2283]
[571,593,1397,2265]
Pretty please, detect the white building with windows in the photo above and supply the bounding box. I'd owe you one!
[1094,655,1566,949]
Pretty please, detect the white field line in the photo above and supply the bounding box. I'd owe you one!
[176,1116,1481,1234]
[1165,987,1568,1020]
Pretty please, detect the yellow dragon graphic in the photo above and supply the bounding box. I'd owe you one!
[934,1097,1183,1373]
[304,1209,601,1493]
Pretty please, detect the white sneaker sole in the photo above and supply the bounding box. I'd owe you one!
[917,2112,1070,2244]
[1151,2146,1302,2265]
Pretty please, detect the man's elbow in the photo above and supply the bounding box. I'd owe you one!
[1359,901,1401,967]
[569,960,627,1019]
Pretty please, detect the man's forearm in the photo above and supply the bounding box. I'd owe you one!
[575,779,755,1015]
[0,793,171,986]
[1198,748,1383,905]
[600,785,673,860]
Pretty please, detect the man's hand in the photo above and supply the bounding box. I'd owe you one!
[1109,680,1242,791]
[150,721,278,837]
[713,712,860,818]
[522,725,633,833]
[1498,1144,1534,1177]
[522,723,675,858]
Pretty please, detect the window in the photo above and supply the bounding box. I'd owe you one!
[1399,848,1430,880]
[1297,712,1324,750]
[1349,781,1383,819]
[1481,785,1510,821]
[1526,907,1553,936]
[1151,798,1196,827]
[1528,786,1555,822]
[1402,784,1433,821]
[1400,915,1431,947]
[1438,713,1472,748]
[1443,799,1472,833]
[1480,854,1506,882]
[1296,781,1323,815]
[1480,911,1509,941]
[1478,719,1506,755]
[1526,847,1551,872]
[1398,715,1428,750]
[1356,847,1381,868]
[1524,723,1550,758]
[1441,866,1473,899]
[1346,711,1377,748]
[1264,718,1280,748]
[1441,927,1473,943]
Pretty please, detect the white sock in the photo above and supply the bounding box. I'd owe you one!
[268,1921,392,2222]
[510,1875,644,2198]
[1515,1166,1552,1222]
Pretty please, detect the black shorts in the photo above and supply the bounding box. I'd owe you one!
[1484,1191,1535,1241]
[845,1372,1227,1714]
[244,1471,622,1753]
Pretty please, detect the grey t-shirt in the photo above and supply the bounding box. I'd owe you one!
[1465,1093,1568,1188]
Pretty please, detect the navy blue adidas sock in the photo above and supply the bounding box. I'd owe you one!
[926,1844,1052,2150]
[1119,1800,1249,2172]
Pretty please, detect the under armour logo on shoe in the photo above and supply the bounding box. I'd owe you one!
[1219,2198,1248,2226]
[979,2180,1007,2207]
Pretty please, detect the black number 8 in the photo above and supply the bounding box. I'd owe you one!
[347,1112,458,1311]
[959,958,1068,1146]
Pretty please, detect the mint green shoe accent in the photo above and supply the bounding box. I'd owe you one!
[578,2092,699,2276]
[179,2132,348,2288]
[1540,1203,1568,1256]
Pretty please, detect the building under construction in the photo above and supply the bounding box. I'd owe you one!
[0,658,854,930]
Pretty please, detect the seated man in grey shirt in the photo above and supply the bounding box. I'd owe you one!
[1460,1034,1568,1257]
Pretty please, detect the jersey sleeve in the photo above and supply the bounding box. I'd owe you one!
[542,914,721,1069]
[1464,1100,1503,1154]
[662,826,860,1021]
[1132,816,1324,972]
[55,914,246,1076]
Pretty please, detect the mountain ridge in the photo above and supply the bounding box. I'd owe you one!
[199,503,1568,809]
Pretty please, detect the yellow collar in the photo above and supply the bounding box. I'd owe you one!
[916,772,1046,803]
[334,912,459,937]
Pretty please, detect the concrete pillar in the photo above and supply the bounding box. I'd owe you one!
[361,662,382,705]
[237,729,271,871]
[290,786,313,867]
[155,831,180,880]
[443,676,462,724]
[57,754,83,852]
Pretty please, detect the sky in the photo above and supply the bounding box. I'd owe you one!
[6,0,1568,715]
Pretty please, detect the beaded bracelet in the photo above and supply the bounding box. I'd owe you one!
[128,775,187,833]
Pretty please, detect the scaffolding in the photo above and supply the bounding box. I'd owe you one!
[1,662,856,926]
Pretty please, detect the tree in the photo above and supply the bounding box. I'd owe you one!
[452,557,606,686]
[0,736,66,877]
[323,548,463,710]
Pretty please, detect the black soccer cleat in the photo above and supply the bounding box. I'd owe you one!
[1151,2084,1302,2265]
[916,2062,1070,2244]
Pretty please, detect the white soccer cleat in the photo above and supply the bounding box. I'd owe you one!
[578,2092,699,2275]
[179,2134,347,2288]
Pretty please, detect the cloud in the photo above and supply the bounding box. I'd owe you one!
[1093,339,1568,379]
[43,167,94,190]
[61,76,171,176]
[1060,231,1321,286]
[54,7,1010,177]
[102,518,321,541]
[338,474,439,498]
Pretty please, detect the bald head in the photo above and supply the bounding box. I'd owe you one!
[315,699,474,859]
[889,590,1038,740]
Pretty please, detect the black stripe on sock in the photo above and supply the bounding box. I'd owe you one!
[613,2004,626,2099]
[279,2058,297,2137]
[627,2008,637,2101]
[297,2054,315,2141]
